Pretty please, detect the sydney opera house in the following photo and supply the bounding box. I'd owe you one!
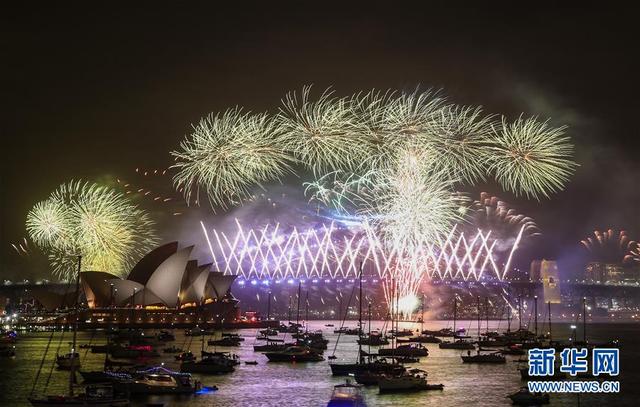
[21,242,263,328]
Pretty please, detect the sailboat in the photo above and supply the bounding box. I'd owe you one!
[439,297,475,350]
[28,256,130,406]
[330,269,400,376]
[461,297,506,364]
[264,284,323,362]
[180,297,236,374]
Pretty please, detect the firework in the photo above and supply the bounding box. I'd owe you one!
[580,229,640,264]
[26,181,158,280]
[278,86,371,173]
[468,192,541,241]
[489,116,577,199]
[424,105,495,184]
[172,108,292,210]
[201,220,523,282]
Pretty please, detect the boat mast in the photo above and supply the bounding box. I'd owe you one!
[453,296,457,337]
[534,295,538,338]
[476,296,481,343]
[421,293,424,334]
[70,255,82,397]
[358,263,363,364]
[485,297,489,335]
[288,295,292,325]
[305,291,309,334]
[266,291,271,321]
[582,297,587,343]
[507,304,511,333]
[296,282,301,344]
[518,295,522,331]
[548,301,552,341]
[367,301,372,361]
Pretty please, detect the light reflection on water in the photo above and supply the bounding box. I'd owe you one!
[1,321,638,407]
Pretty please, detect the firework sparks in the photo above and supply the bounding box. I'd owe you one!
[581,229,640,264]
[278,86,372,174]
[201,220,524,282]
[171,108,293,210]
[26,181,158,280]
[489,116,577,199]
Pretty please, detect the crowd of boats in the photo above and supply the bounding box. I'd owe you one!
[3,268,621,406]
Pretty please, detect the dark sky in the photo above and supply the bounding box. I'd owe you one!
[2,4,639,280]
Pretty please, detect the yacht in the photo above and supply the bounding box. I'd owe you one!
[378,344,428,357]
[330,358,404,376]
[397,334,441,344]
[56,353,81,370]
[507,387,550,405]
[378,370,437,393]
[174,351,196,362]
[327,379,367,407]
[208,336,242,346]
[129,369,200,395]
[461,350,506,364]
[254,341,294,352]
[156,330,175,342]
[28,385,129,406]
[180,352,236,374]
[264,345,324,362]
[357,333,389,346]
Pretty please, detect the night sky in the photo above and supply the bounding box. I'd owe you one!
[2,4,639,280]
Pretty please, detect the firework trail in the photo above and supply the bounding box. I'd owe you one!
[580,229,640,264]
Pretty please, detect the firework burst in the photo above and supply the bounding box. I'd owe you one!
[278,86,372,174]
[581,229,640,264]
[172,108,293,210]
[489,116,577,199]
[26,181,158,280]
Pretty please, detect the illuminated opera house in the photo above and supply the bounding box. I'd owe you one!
[30,242,252,328]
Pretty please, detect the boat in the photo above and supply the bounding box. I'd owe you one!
[438,297,475,350]
[378,344,428,357]
[162,345,183,354]
[184,327,205,336]
[331,358,404,376]
[388,329,414,338]
[155,330,175,342]
[259,328,278,336]
[253,341,295,352]
[28,384,130,406]
[327,379,367,407]
[461,350,506,364]
[28,256,130,406]
[507,387,550,405]
[397,335,441,344]
[264,345,324,362]
[244,360,258,365]
[378,370,433,394]
[180,352,236,374]
[174,351,196,362]
[129,368,200,395]
[357,333,389,346]
[325,324,334,327]
[334,327,362,335]
[56,352,81,370]
[208,336,241,346]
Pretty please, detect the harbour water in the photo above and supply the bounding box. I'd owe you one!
[1,321,639,406]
